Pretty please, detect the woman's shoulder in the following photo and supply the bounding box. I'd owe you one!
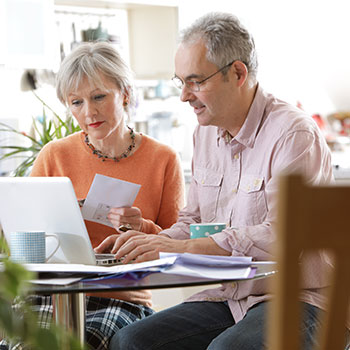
[140,133,177,156]
[41,132,83,151]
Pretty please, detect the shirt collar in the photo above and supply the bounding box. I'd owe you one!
[217,84,268,148]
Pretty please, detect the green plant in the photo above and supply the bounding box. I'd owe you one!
[0,238,85,350]
[0,92,80,176]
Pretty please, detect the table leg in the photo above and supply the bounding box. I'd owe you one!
[52,292,86,346]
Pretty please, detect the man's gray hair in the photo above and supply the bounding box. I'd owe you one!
[56,41,135,116]
[179,12,258,80]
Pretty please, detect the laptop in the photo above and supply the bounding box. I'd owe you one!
[0,176,120,266]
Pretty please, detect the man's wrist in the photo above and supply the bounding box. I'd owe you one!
[182,237,229,255]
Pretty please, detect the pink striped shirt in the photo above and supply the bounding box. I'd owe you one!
[162,85,335,324]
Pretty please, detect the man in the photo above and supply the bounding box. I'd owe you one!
[96,12,335,350]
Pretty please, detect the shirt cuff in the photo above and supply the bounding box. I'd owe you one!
[210,229,254,256]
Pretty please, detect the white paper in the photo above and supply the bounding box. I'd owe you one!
[159,252,253,267]
[81,174,141,227]
[159,252,253,279]
[31,277,84,285]
[162,264,252,280]
[23,256,177,275]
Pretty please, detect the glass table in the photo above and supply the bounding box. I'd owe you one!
[32,263,276,346]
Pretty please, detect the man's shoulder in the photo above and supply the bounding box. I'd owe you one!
[264,94,317,133]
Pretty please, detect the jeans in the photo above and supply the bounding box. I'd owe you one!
[109,301,347,350]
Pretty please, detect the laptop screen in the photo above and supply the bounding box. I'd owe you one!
[0,177,97,265]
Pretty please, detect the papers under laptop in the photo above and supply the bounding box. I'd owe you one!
[0,176,139,266]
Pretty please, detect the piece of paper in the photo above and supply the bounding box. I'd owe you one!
[81,174,141,227]
[162,264,253,280]
[159,252,254,279]
[159,252,253,267]
[31,277,84,285]
[22,256,177,275]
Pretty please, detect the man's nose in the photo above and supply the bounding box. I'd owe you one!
[180,85,195,102]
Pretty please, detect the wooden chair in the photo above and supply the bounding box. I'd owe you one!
[268,174,350,350]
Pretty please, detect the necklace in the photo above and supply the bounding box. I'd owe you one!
[84,126,136,162]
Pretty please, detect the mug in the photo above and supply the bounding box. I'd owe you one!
[10,231,60,264]
[190,223,226,239]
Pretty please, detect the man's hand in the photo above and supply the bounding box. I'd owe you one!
[112,230,186,263]
[95,230,231,264]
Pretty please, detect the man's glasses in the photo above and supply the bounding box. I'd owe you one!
[172,60,236,92]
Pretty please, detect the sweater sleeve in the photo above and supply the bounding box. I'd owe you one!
[155,150,185,231]
[139,149,185,234]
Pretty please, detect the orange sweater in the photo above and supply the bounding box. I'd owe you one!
[31,131,185,306]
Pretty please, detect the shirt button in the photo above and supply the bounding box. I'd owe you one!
[232,188,237,193]
[201,180,205,184]
[234,154,239,159]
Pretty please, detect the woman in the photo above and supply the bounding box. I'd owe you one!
[30,41,185,350]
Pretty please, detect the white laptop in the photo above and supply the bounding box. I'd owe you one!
[0,176,119,265]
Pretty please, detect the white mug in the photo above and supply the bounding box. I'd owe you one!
[10,231,60,264]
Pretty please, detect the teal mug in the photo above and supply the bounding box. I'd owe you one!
[190,223,226,239]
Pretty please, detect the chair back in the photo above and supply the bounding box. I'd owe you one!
[268,174,350,350]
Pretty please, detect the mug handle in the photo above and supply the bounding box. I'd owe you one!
[45,234,60,262]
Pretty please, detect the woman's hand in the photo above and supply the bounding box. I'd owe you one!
[108,206,143,232]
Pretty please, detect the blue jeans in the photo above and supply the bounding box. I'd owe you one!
[109,301,347,350]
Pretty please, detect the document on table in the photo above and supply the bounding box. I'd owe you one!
[159,253,256,280]
[30,277,85,285]
[81,174,141,227]
[23,256,177,276]
[13,253,273,285]
[24,257,177,285]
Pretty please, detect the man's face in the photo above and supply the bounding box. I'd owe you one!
[174,40,238,129]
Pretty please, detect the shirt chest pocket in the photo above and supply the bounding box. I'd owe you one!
[234,175,267,226]
[194,168,223,222]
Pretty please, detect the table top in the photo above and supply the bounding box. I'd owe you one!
[32,264,276,295]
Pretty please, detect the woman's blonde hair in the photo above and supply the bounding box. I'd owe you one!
[56,41,135,116]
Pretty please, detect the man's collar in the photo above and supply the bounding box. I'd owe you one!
[216,84,267,148]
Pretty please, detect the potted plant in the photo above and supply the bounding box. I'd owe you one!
[0,93,80,177]
[0,238,85,350]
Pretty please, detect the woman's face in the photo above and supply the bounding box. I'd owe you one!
[67,74,126,142]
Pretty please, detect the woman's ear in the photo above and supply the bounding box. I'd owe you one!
[123,87,131,107]
[232,61,248,87]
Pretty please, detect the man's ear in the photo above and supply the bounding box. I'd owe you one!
[232,61,248,87]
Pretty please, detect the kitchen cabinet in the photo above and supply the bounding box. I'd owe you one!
[1,0,178,79]
[55,1,178,79]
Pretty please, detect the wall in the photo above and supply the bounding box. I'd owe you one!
[177,0,350,116]
[128,5,178,79]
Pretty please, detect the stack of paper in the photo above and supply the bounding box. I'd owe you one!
[16,253,274,285]
[159,253,255,280]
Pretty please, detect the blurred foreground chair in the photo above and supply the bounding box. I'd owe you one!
[268,174,350,350]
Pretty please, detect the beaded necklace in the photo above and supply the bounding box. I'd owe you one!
[84,126,136,162]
